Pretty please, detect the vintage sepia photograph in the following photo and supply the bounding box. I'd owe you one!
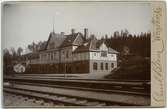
[2,1,153,107]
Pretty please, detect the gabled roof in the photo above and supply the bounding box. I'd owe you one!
[45,31,66,50]
[73,38,119,54]
[73,37,98,53]
[73,39,91,53]
[39,30,119,54]
[45,31,56,49]
[96,40,104,49]
[60,32,84,48]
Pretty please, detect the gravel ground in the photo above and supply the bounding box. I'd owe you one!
[3,92,64,107]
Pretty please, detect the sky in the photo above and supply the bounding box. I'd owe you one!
[2,2,152,50]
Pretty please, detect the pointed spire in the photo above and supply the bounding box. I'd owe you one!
[52,16,55,32]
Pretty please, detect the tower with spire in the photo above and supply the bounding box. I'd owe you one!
[52,16,55,33]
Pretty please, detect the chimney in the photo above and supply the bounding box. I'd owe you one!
[60,32,64,36]
[71,29,75,35]
[84,28,88,39]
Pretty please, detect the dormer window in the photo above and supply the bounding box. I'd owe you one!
[101,51,107,57]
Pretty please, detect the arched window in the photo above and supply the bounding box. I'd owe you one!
[51,52,54,60]
[66,50,69,58]
[101,63,103,70]
[105,63,108,70]
[54,52,57,60]
[48,53,51,60]
[93,62,98,70]
[111,63,114,68]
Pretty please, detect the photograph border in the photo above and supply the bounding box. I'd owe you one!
[0,0,166,108]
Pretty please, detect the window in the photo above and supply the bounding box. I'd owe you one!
[94,53,96,56]
[66,50,69,58]
[85,53,87,59]
[51,53,53,60]
[44,54,47,60]
[93,62,98,70]
[54,52,57,60]
[111,63,114,68]
[40,54,42,61]
[105,63,108,70]
[101,63,103,70]
[54,52,56,56]
[101,51,107,57]
[48,53,50,60]
[62,51,65,55]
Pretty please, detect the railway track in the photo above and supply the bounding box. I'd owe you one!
[4,88,109,106]
[4,75,150,106]
[4,82,150,106]
[5,76,150,95]
[7,81,149,96]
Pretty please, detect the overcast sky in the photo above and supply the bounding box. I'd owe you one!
[2,2,151,50]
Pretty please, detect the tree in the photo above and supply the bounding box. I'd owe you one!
[10,47,17,58]
[105,34,108,39]
[121,30,124,37]
[3,48,12,75]
[17,47,23,56]
[122,46,130,56]
[101,36,104,40]
[28,44,33,52]
[28,41,37,52]
[124,29,129,37]
[39,41,47,50]
[90,34,96,40]
[37,41,43,51]
[3,48,10,55]
[114,31,119,37]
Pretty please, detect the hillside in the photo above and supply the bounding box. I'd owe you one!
[105,55,150,80]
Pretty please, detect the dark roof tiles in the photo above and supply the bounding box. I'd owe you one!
[60,32,83,48]
[45,31,66,50]
[73,38,119,54]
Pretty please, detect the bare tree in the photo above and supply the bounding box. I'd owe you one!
[28,41,37,52]
[3,48,12,75]
[114,31,119,37]
[105,34,108,39]
[124,29,129,37]
[17,47,23,56]
[10,47,17,58]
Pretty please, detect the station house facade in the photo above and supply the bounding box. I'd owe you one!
[26,28,119,74]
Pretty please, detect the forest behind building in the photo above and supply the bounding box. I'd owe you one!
[3,29,151,79]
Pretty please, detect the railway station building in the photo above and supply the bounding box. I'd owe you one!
[25,28,119,74]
